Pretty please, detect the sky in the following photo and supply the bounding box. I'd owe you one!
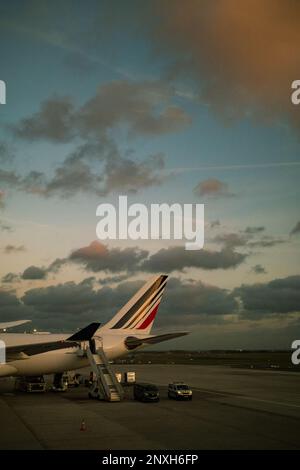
[0,0,300,349]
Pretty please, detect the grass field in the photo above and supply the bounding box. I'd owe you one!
[115,350,298,371]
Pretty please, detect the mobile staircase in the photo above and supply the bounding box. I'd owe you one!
[86,339,123,402]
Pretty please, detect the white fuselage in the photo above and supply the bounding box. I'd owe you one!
[0,329,140,377]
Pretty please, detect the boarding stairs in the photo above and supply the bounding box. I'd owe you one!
[86,339,123,402]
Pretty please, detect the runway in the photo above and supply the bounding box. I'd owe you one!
[0,364,300,450]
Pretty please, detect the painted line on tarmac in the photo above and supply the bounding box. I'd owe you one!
[193,387,300,409]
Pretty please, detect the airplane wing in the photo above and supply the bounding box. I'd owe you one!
[5,340,80,360]
[4,322,100,361]
[125,332,189,350]
[0,320,32,330]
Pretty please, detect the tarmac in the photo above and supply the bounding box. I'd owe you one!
[0,364,300,450]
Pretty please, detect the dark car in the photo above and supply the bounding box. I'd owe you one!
[133,383,159,402]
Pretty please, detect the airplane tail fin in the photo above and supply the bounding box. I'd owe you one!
[102,275,168,334]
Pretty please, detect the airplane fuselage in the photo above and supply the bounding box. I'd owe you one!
[0,330,134,377]
[0,275,186,379]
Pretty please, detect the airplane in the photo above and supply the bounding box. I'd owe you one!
[0,275,188,378]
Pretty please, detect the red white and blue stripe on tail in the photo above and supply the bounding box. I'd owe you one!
[104,275,168,333]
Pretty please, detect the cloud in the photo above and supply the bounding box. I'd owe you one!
[19,143,107,197]
[212,233,248,249]
[0,289,34,323]
[234,275,300,315]
[39,241,248,277]
[2,273,299,333]
[78,80,191,138]
[5,81,179,199]
[102,152,165,195]
[19,171,48,196]
[171,161,300,174]
[290,221,300,236]
[22,280,107,318]
[12,96,75,143]
[156,277,238,327]
[4,244,26,254]
[6,2,300,135]
[139,0,300,132]
[213,230,286,250]
[247,236,286,248]
[63,51,98,74]
[1,273,20,283]
[194,179,234,198]
[12,80,190,143]
[47,258,68,274]
[98,274,130,285]
[9,141,166,199]
[69,240,148,273]
[0,190,5,209]
[2,276,236,331]
[0,221,12,232]
[251,264,267,275]
[23,159,103,199]
[210,220,220,229]
[0,169,20,186]
[141,246,247,272]
[0,290,21,307]
[20,278,147,330]
[0,150,165,200]
[22,266,47,280]
[0,141,14,163]
[244,226,265,235]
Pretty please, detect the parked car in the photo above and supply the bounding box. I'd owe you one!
[168,382,192,400]
[133,383,159,402]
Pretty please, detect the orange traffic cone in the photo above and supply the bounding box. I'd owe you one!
[80,419,87,431]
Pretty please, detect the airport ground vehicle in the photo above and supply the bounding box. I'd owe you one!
[133,383,159,402]
[66,372,81,387]
[51,372,69,392]
[51,371,81,391]
[15,375,46,393]
[168,382,193,400]
[124,371,136,384]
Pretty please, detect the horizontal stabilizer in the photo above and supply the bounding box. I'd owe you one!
[125,332,189,350]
